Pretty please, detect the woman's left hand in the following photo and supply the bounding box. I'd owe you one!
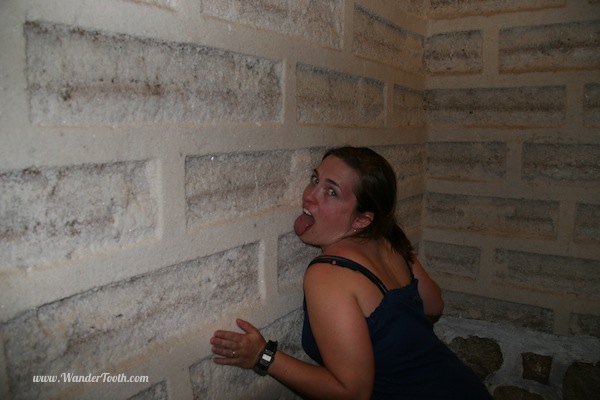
[210,318,267,369]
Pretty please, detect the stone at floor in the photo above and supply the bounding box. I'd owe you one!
[562,361,600,400]
[493,386,544,400]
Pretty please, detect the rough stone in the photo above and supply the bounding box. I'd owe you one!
[494,249,600,297]
[185,150,296,227]
[425,30,483,74]
[296,64,385,126]
[1,243,259,399]
[392,86,426,127]
[427,141,507,181]
[0,161,158,268]
[202,0,344,49]
[25,21,282,125]
[442,291,554,332]
[374,144,426,181]
[493,386,544,400]
[425,86,566,128]
[562,361,600,400]
[128,381,169,400]
[353,4,423,73]
[583,83,600,127]
[522,143,600,183]
[422,241,481,279]
[500,20,600,73]
[448,336,503,380]
[522,352,552,384]
[574,203,600,245]
[425,193,559,240]
[277,232,320,291]
[396,194,424,231]
[429,0,565,19]
[569,313,600,337]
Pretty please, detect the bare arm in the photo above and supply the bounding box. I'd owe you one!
[210,263,374,399]
[411,257,444,321]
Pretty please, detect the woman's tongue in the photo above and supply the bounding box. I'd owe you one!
[294,212,314,236]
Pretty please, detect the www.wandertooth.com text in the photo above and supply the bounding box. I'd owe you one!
[33,373,149,383]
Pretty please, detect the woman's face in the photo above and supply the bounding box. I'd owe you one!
[294,155,362,250]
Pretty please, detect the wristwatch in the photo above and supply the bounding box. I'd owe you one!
[253,340,278,376]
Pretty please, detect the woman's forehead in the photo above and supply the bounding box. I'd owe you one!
[316,156,359,187]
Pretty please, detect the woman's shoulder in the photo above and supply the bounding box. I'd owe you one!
[304,248,370,290]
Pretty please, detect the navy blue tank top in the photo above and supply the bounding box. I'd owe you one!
[302,255,492,400]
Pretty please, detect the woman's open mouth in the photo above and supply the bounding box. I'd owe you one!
[294,208,314,236]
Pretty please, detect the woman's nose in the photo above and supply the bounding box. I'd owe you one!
[303,184,318,203]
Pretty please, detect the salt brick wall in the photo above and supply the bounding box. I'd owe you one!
[422,0,600,343]
[0,1,598,400]
[0,1,427,399]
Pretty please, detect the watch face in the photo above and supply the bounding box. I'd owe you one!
[262,354,273,362]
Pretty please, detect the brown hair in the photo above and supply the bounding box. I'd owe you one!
[323,146,414,261]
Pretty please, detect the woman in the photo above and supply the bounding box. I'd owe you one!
[210,147,492,399]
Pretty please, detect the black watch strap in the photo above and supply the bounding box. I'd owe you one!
[253,340,278,376]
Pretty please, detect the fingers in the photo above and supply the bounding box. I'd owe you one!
[210,319,268,369]
[212,328,241,342]
[211,344,237,361]
[236,318,258,334]
[210,335,237,351]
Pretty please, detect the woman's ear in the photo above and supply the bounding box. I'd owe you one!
[353,211,374,230]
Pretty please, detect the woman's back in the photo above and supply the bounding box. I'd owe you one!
[302,253,492,400]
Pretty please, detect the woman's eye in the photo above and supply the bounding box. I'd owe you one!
[311,175,319,184]
[328,188,337,197]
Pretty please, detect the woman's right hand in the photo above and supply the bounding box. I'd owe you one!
[210,318,267,369]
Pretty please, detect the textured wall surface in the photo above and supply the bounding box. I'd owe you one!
[0,0,598,399]
[423,0,600,397]
[1,1,427,399]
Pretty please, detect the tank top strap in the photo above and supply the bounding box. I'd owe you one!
[309,255,388,295]
[405,257,415,281]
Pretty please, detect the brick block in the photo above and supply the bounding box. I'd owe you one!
[563,361,600,400]
[570,313,600,337]
[425,193,559,239]
[425,30,483,75]
[397,194,423,231]
[25,21,282,125]
[392,86,426,127]
[425,86,566,127]
[128,381,168,400]
[186,151,297,227]
[1,244,259,399]
[522,352,552,384]
[584,83,600,127]
[421,241,481,278]
[0,161,158,268]
[374,144,426,181]
[495,249,600,297]
[277,232,320,291]
[442,290,554,332]
[574,203,600,245]
[352,5,424,73]
[523,143,600,184]
[190,309,306,399]
[296,64,385,126]
[427,141,507,181]
[500,21,600,73]
[448,336,503,380]
[202,0,343,49]
[493,386,545,400]
[429,0,565,19]
[131,0,173,9]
